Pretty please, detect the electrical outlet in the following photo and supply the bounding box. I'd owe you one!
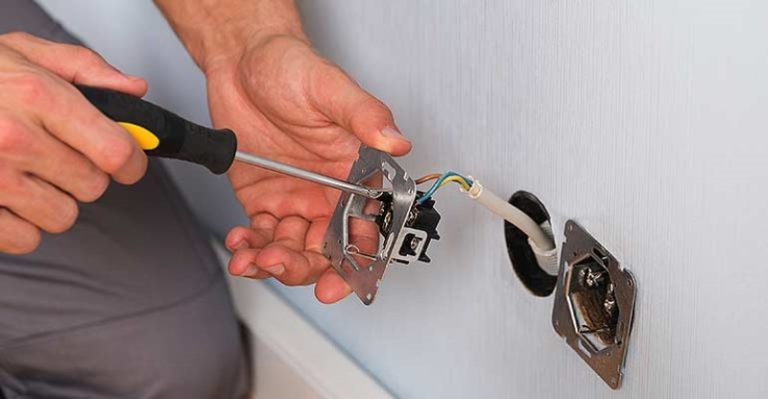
[551,221,637,390]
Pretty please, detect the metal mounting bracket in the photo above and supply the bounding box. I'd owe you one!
[552,220,637,389]
[323,145,417,305]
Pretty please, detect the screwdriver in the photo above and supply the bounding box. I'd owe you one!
[77,85,383,199]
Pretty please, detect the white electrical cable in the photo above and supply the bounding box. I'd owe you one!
[465,179,559,275]
[466,180,553,250]
[528,234,559,276]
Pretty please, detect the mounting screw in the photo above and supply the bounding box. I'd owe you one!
[410,237,422,252]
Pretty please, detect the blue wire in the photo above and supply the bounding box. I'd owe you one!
[416,171,473,204]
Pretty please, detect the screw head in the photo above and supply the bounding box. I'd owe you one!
[410,237,422,252]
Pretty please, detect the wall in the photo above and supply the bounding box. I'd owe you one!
[279,2,768,398]
[37,1,768,398]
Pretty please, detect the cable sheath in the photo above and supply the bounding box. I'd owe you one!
[468,181,555,251]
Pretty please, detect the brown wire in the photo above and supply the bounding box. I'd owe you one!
[415,173,442,185]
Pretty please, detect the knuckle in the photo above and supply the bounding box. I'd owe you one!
[100,135,135,174]
[70,46,102,65]
[281,273,306,287]
[0,116,28,151]
[0,31,32,44]
[0,210,41,255]
[76,172,109,203]
[8,72,53,107]
[0,168,24,196]
[48,198,78,234]
[13,229,41,254]
[361,96,392,119]
[348,97,392,130]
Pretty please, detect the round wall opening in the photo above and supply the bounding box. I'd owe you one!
[504,191,557,297]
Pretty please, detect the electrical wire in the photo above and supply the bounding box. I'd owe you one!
[439,176,472,191]
[412,170,558,274]
[416,171,473,204]
[415,173,442,185]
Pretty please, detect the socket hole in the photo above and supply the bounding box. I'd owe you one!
[504,191,557,297]
[566,255,619,352]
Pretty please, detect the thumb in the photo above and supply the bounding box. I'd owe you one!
[0,32,147,96]
[312,66,411,156]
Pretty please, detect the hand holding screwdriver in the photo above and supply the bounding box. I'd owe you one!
[77,85,385,199]
[0,33,148,254]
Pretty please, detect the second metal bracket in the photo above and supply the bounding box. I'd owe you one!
[552,220,637,389]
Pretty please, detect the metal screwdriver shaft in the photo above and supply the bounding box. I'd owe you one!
[234,151,383,199]
[77,85,385,196]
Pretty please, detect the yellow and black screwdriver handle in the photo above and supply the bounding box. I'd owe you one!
[77,85,238,174]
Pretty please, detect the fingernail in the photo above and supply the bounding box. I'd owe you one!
[381,127,410,143]
[241,263,261,277]
[233,240,249,250]
[263,264,286,276]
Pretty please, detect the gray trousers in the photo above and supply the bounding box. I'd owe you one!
[0,1,250,398]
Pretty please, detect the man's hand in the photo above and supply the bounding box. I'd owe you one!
[212,35,411,303]
[156,0,410,303]
[0,32,148,254]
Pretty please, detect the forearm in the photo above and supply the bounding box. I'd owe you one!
[154,0,308,72]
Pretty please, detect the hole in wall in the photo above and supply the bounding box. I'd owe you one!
[504,191,557,296]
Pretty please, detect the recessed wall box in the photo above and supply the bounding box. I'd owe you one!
[552,221,637,389]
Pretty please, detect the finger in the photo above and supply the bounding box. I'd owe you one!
[304,217,330,252]
[271,216,310,252]
[228,248,270,279]
[0,32,147,96]
[310,66,411,156]
[251,216,311,281]
[0,169,78,234]
[16,118,109,202]
[225,213,279,252]
[234,183,333,224]
[347,196,381,262]
[250,212,280,231]
[315,268,352,304]
[225,214,281,278]
[348,216,380,256]
[256,245,330,286]
[7,72,148,184]
[0,208,41,254]
[225,223,274,252]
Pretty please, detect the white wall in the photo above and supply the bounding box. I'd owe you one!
[280,2,768,398]
[38,1,768,398]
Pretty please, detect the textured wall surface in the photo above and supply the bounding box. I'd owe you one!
[39,1,768,398]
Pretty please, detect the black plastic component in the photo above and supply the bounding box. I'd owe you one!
[401,196,441,262]
[377,192,441,263]
[77,85,237,174]
[504,191,557,296]
[375,193,395,236]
